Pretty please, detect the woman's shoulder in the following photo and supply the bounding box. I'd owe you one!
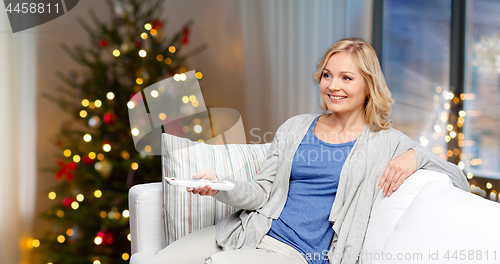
[281,113,321,127]
[367,126,412,142]
[274,113,321,135]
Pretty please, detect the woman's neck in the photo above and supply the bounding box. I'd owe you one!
[321,110,367,133]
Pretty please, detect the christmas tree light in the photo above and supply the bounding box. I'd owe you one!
[63,149,71,157]
[48,192,56,200]
[83,134,92,142]
[32,239,40,248]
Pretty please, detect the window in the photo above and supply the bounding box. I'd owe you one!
[375,0,500,186]
[464,0,500,179]
[380,0,451,160]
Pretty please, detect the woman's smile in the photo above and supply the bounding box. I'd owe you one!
[327,94,348,101]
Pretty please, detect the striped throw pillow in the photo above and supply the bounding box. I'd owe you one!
[161,133,271,245]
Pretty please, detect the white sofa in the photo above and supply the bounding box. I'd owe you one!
[128,170,500,264]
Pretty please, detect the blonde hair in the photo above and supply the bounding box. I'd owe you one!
[313,38,394,131]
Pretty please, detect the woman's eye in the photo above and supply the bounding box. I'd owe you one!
[323,73,331,78]
[342,76,352,81]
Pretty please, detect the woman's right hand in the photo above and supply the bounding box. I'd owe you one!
[187,169,219,196]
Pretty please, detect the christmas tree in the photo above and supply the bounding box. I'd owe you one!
[36,0,206,263]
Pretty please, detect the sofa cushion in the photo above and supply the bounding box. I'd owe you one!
[161,133,271,245]
[362,169,453,263]
[376,181,499,264]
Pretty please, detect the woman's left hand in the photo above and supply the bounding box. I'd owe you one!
[378,149,417,197]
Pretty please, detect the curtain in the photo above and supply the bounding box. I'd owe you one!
[240,0,373,138]
[0,10,37,264]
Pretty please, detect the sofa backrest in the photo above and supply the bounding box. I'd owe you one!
[362,169,453,263]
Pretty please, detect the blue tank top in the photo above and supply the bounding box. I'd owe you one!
[268,116,356,264]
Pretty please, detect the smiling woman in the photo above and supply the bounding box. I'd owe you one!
[313,38,394,133]
[147,38,469,264]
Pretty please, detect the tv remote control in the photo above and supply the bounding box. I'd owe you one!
[165,177,234,191]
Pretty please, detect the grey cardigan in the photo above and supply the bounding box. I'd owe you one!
[213,113,469,264]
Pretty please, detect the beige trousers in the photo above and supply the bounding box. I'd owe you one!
[146,225,309,264]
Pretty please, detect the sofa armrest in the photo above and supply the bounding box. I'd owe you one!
[128,182,165,255]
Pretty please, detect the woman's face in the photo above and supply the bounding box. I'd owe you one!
[319,52,369,116]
